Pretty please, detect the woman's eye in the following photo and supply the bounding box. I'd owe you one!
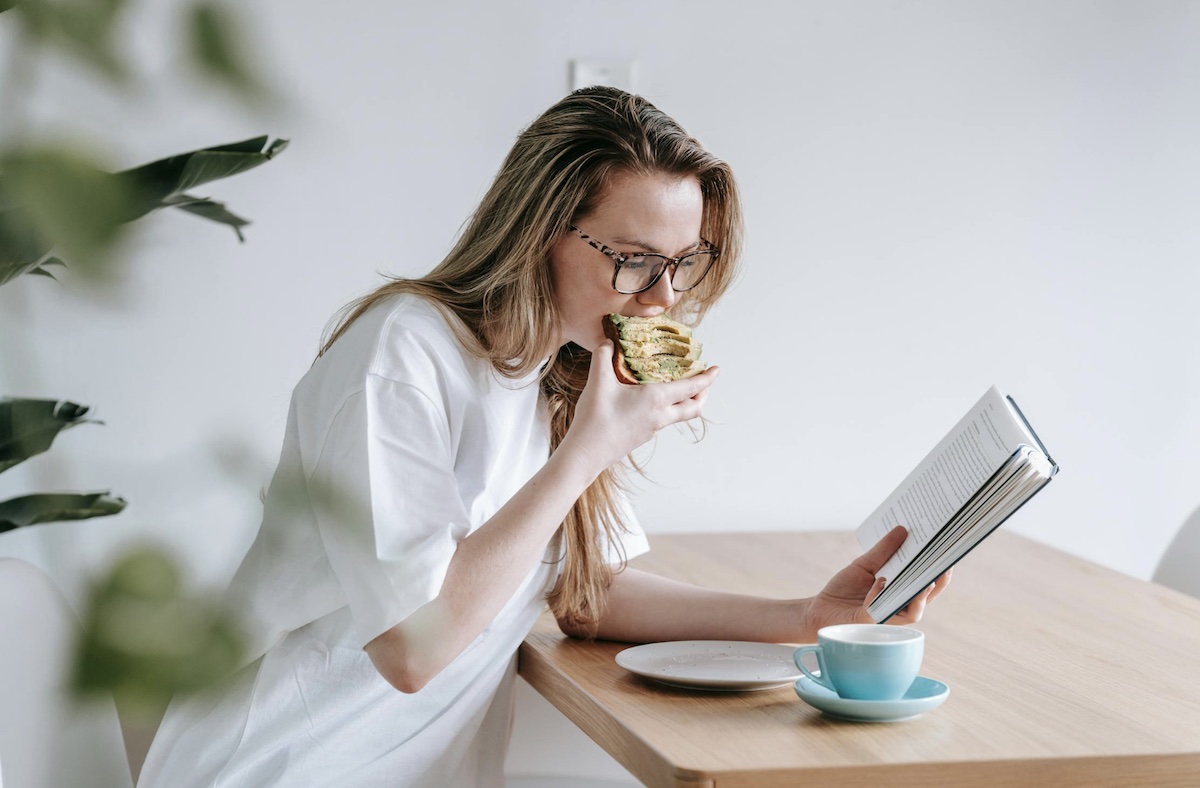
[623,256,649,269]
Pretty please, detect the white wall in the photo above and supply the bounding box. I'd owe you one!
[2,0,1197,782]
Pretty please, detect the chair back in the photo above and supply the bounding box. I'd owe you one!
[1154,504,1200,599]
[0,558,133,788]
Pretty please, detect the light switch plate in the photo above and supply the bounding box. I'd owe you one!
[570,59,636,92]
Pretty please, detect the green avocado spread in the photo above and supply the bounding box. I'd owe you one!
[607,314,706,383]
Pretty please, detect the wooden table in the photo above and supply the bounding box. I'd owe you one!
[518,531,1200,787]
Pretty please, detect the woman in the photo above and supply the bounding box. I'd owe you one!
[139,86,949,787]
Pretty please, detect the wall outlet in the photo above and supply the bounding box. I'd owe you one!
[569,59,636,92]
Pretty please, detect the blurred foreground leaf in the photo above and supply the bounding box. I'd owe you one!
[72,547,246,714]
[0,491,126,532]
[0,216,54,285]
[186,1,269,105]
[24,254,66,279]
[0,397,97,473]
[7,0,132,83]
[0,136,287,282]
[0,146,135,276]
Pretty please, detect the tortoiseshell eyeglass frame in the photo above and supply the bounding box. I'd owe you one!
[567,224,720,294]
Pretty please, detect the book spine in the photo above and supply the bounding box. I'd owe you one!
[1007,395,1058,475]
[870,473,1056,623]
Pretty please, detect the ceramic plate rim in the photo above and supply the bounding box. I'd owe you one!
[615,640,804,690]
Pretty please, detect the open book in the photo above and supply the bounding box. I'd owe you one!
[855,385,1058,622]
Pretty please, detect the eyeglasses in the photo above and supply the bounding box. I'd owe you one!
[568,225,720,295]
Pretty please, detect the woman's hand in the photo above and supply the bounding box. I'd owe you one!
[560,341,719,476]
[802,526,952,637]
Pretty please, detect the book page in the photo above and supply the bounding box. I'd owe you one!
[868,451,1053,618]
[855,386,1033,583]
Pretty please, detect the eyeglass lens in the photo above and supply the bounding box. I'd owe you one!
[614,251,716,293]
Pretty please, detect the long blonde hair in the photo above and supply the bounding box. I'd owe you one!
[321,86,743,633]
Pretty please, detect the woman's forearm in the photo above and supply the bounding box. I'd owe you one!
[589,567,813,645]
[367,444,600,692]
[587,527,951,648]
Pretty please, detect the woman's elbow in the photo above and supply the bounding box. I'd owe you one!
[381,665,430,694]
[373,658,431,695]
[365,628,434,694]
[555,614,598,641]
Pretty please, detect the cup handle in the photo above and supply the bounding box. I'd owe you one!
[794,645,835,692]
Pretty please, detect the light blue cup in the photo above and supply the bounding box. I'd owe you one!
[793,624,924,700]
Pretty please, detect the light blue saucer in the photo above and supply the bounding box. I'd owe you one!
[793,675,949,722]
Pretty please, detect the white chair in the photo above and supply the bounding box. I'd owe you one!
[1153,504,1200,598]
[0,558,133,788]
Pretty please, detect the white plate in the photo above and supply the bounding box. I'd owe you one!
[615,640,804,691]
[793,675,950,722]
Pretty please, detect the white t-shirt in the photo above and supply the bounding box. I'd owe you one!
[138,294,648,787]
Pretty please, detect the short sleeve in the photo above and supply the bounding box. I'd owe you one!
[309,374,470,648]
[605,489,650,566]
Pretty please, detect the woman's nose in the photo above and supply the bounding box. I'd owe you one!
[637,266,678,308]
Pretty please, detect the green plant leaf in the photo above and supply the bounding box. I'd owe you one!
[186,1,268,104]
[0,206,56,285]
[113,136,288,233]
[0,397,97,473]
[0,2,16,15]
[0,147,135,273]
[0,137,285,281]
[71,546,246,715]
[13,0,131,83]
[33,254,66,276]
[17,255,65,279]
[0,491,127,532]
[162,194,250,240]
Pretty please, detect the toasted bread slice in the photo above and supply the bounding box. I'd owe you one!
[604,314,706,384]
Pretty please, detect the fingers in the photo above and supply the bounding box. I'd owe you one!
[864,575,887,606]
[893,582,935,623]
[659,365,719,404]
[926,567,953,603]
[582,352,717,442]
[588,340,616,385]
[666,397,706,426]
[857,525,909,574]
[660,368,718,426]
[883,566,955,625]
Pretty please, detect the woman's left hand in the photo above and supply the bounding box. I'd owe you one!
[803,526,952,636]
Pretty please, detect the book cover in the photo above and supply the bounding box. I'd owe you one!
[855,386,1058,621]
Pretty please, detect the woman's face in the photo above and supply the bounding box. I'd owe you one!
[549,169,705,351]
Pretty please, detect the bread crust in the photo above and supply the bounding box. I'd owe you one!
[603,317,640,384]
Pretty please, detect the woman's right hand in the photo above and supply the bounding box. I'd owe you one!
[559,341,720,476]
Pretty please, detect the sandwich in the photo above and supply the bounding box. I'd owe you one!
[603,313,706,384]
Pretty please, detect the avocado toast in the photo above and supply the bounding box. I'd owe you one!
[604,313,706,384]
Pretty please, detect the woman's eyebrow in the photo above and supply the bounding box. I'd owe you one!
[611,236,703,254]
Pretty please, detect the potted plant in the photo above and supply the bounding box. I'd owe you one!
[1,1,285,780]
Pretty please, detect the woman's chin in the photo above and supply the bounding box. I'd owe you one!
[584,331,609,353]
[564,327,606,353]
